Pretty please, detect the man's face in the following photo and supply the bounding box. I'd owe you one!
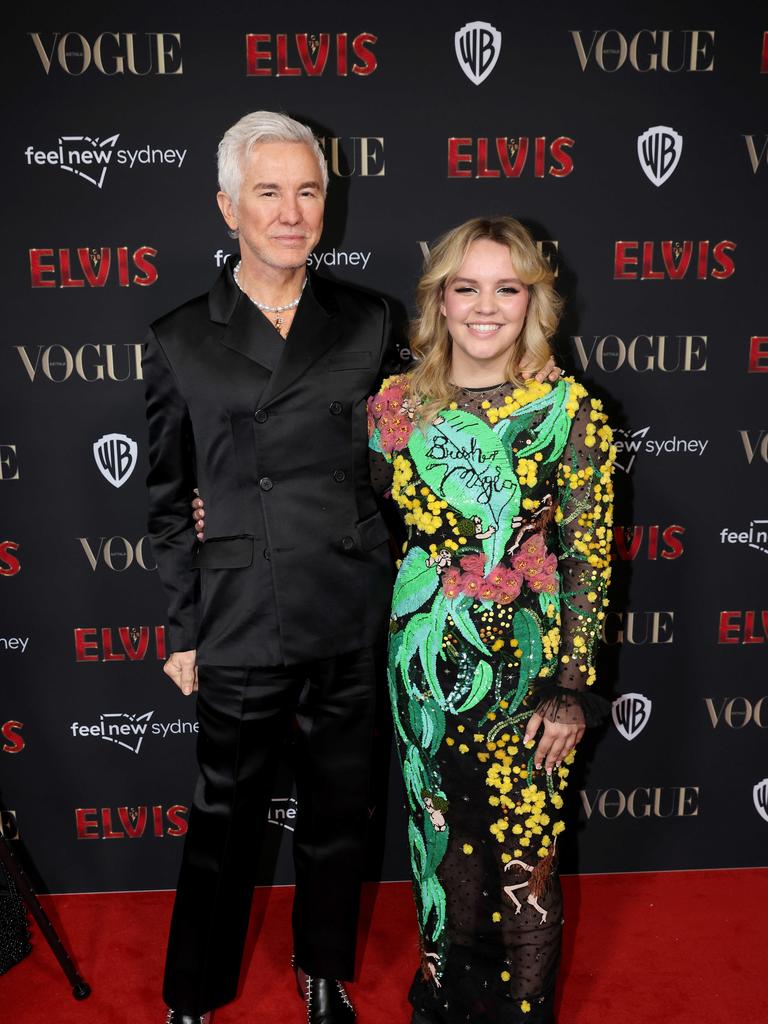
[217,141,325,272]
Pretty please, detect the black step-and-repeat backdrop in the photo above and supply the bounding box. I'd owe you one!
[2,2,766,894]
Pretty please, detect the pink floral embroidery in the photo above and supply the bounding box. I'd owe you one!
[511,535,559,594]
[460,553,487,575]
[438,536,558,605]
[368,378,416,454]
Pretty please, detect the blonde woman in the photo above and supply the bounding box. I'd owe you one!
[367,217,615,1023]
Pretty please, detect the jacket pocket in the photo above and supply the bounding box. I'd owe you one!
[192,535,254,569]
[356,511,390,551]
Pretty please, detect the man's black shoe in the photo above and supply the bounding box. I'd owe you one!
[165,1011,212,1023]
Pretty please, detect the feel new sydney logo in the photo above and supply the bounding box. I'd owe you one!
[70,712,197,755]
[24,133,188,189]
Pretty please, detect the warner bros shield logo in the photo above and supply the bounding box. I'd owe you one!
[612,693,652,741]
[754,780,768,823]
[455,21,502,85]
[93,433,137,488]
[637,126,683,186]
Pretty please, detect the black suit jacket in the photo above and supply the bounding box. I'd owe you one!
[144,263,395,666]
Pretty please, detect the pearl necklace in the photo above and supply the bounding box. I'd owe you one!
[232,261,306,334]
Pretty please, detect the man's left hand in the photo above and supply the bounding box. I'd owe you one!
[520,355,564,383]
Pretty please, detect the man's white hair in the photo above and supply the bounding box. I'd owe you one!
[217,110,328,202]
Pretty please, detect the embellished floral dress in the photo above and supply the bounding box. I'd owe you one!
[367,375,615,1024]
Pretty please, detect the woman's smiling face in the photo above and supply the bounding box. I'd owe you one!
[441,238,530,383]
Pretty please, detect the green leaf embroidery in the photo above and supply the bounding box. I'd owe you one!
[408,409,520,567]
[368,425,384,455]
[392,546,440,617]
[513,608,543,691]
[454,658,493,713]
[421,698,446,756]
[397,612,432,690]
[420,591,448,706]
[448,594,489,655]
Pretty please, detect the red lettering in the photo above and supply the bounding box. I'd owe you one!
[0,541,21,577]
[74,627,98,662]
[614,527,643,560]
[641,242,665,280]
[496,137,528,177]
[549,137,575,177]
[614,241,638,279]
[749,336,768,373]
[118,806,147,838]
[351,32,377,75]
[155,625,167,660]
[696,239,710,279]
[296,33,329,75]
[75,808,99,839]
[718,611,741,644]
[78,247,111,287]
[336,32,348,76]
[166,805,188,837]
[117,246,129,286]
[711,240,736,279]
[1,721,24,754]
[59,248,84,288]
[101,808,123,839]
[29,248,56,287]
[762,32,768,74]
[647,525,659,560]
[661,525,685,560]
[661,240,692,279]
[534,136,546,178]
[152,805,164,837]
[276,34,301,76]
[245,34,272,76]
[119,626,149,660]
[132,246,158,286]
[476,137,500,178]
[448,138,472,177]
[102,627,125,661]
[743,611,766,644]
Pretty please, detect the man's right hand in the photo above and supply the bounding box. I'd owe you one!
[164,649,198,695]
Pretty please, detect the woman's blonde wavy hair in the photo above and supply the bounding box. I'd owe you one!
[408,217,563,423]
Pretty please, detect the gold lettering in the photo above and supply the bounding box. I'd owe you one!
[58,32,91,75]
[42,345,74,381]
[628,30,658,71]
[358,136,385,176]
[75,343,105,382]
[156,32,183,75]
[93,32,124,75]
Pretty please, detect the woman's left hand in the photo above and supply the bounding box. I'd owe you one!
[523,713,585,773]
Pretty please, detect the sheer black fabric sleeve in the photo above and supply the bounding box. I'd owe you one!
[535,388,615,727]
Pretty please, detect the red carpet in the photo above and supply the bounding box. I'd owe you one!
[3,871,766,1023]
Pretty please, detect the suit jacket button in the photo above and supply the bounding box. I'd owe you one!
[263,548,271,560]
[341,535,354,550]
[254,409,268,423]
[259,477,273,491]
[332,469,346,483]
[329,401,343,415]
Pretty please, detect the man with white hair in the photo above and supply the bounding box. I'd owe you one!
[144,111,395,1024]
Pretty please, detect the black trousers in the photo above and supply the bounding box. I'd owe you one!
[162,646,379,1015]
